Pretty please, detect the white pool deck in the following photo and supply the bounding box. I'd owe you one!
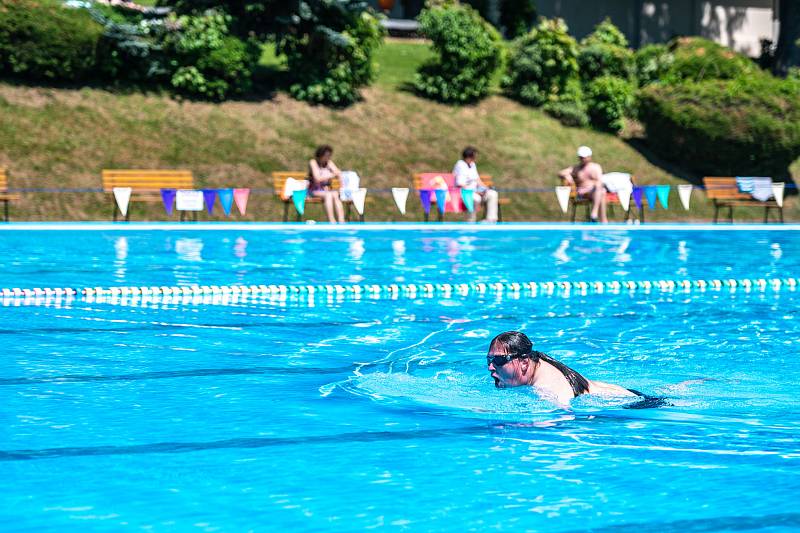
[0,222,799,231]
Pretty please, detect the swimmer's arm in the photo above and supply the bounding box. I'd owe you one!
[588,380,638,397]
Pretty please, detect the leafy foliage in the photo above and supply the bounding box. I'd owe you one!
[0,0,105,82]
[634,43,674,86]
[542,78,589,127]
[584,75,634,132]
[664,37,759,83]
[638,76,800,176]
[502,18,579,106]
[413,2,502,103]
[499,0,537,39]
[578,18,633,82]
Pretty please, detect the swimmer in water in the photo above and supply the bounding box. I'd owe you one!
[487,331,665,408]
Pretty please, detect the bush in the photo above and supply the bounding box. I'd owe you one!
[499,0,537,39]
[578,18,633,82]
[502,18,579,106]
[414,3,502,103]
[634,43,674,86]
[163,11,260,100]
[281,9,384,105]
[638,76,800,176]
[0,0,105,82]
[543,79,589,127]
[585,75,634,132]
[664,37,758,83]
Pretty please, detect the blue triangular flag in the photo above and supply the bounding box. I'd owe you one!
[292,189,306,216]
[161,189,176,216]
[419,190,431,215]
[434,189,447,214]
[218,188,234,216]
[644,186,658,209]
[461,188,474,213]
[656,185,670,209]
[202,189,217,215]
[632,187,643,210]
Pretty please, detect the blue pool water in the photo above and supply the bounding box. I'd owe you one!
[2,227,799,531]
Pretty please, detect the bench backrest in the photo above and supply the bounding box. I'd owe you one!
[559,173,636,198]
[412,172,493,190]
[102,169,194,192]
[703,177,753,200]
[0,168,7,192]
[272,171,340,200]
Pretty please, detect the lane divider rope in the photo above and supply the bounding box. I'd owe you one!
[0,277,797,305]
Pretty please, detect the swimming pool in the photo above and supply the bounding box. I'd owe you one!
[2,226,799,531]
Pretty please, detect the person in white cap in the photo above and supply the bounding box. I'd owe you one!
[558,146,607,223]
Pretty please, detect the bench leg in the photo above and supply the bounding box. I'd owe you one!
[3,199,8,222]
[282,202,289,222]
[764,206,769,224]
[497,202,502,223]
[113,202,118,222]
[126,207,130,222]
[713,202,719,224]
[728,205,733,223]
[780,206,784,224]
[569,201,577,223]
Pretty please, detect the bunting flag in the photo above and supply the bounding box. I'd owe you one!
[392,187,409,215]
[632,187,644,210]
[113,187,132,217]
[292,189,307,216]
[419,189,432,215]
[678,184,693,210]
[176,190,204,211]
[202,189,217,215]
[434,189,447,214]
[218,188,234,216]
[352,188,367,216]
[555,186,571,214]
[644,186,658,209]
[234,188,250,215]
[618,188,632,212]
[772,182,785,207]
[656,185,670,209]
[161,188,176,216]
[461,188,475,213]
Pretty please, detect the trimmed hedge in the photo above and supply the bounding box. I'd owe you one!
[503,18,579,106]
[414,3,502,103]
[665,37,758,83]
[638,76,800,176]
[0,0,105,82]
[585,75,634,132]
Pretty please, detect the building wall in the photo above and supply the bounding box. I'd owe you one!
[371,0,777,57]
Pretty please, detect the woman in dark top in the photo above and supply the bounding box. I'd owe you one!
[487,331,666,408]
[308,145,345,224]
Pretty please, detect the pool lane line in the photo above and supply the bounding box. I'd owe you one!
[0,277,796,306]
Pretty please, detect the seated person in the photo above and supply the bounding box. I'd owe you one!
[487,331,665,408]
[453,146,499,223]
[558,146,607,223]
[308,144,345,224]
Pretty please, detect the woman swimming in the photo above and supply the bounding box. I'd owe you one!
[487,331,665,408]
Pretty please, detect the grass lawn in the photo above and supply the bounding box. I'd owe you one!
[0,39,796,222]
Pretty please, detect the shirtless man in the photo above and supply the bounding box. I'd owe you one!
[487,331,654,408]
[558,146,607,223]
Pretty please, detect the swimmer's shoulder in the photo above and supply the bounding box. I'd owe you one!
[587,380,638,397]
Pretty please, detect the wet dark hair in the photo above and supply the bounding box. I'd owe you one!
[488,331,590,397]
[462,146,477,160]
[315,145,333,159]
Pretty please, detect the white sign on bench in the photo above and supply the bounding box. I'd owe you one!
[176,190,204,211]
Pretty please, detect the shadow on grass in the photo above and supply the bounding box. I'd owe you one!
[625,136,798,193]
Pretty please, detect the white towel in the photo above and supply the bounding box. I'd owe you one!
[339,171,361,201]
[602,172,633,193]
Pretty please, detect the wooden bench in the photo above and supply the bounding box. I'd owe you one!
[559,175,640,223]
[0,169,21,222]
[703,176,783,223]
[412,172,509,222]
[102,169,194,221]
[271,171,363,222]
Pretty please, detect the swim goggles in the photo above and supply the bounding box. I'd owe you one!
[486,353,529,367]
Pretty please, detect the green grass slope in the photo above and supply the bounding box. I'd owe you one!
[0,39,797,222]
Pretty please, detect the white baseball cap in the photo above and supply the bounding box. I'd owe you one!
[577,146,592,158]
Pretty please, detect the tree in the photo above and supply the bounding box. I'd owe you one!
[775,0,800,75]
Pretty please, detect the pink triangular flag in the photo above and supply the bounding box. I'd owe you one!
[234,188,250,215]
